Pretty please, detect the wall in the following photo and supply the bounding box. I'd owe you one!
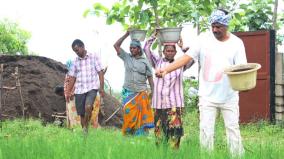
[275,52,284,124]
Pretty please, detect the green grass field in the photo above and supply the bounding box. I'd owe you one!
[0,111,283,159]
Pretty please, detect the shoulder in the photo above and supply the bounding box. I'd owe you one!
[88,52,102,60]
[229,33,244,44]
[199,32,212,40]
[87,52,97,57]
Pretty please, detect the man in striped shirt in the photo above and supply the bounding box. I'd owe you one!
[143,34,193,148]
[65,39,105,133]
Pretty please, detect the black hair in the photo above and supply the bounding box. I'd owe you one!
[71,39,84,48]
[218,9,229,15]
[54,85,64,96]
[163,45,176,51]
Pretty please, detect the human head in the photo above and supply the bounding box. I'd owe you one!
[129,39,142,57]
[209,9,230,41]
[71,39,86,58]
[54,85,64,96]
[163,44,177,61]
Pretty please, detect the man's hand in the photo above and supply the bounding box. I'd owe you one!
[65,93,71,103]
[155,69,167,78]
[99,88,105,98]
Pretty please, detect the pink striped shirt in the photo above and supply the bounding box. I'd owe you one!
[143,37,194,109]
[68,52,103,94]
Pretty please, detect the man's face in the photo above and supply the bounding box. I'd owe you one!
[72,45,85,58]
[130,46,141,56]
[211,22,228,40]
[163,45,177,60]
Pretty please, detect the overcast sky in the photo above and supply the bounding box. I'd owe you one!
[0,0,283,91]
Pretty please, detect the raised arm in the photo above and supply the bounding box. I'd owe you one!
[114,31,129,55]
[143,36,159,67]
[177,38,194,70]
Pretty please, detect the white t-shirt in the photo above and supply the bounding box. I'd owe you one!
[186,32,247,103]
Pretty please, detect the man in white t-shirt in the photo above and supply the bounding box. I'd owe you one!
[156,9,246,155]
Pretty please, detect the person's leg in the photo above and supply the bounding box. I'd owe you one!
[168,108,184,149]
[84,89,98,131]
[221,100,244,156]
[75,93,87,129]
[154,109,163,145]
[199,98,218,151]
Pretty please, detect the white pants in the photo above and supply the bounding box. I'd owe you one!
[199,98,244,155]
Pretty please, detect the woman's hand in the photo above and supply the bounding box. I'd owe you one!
[177,37,189,52]
[155,68,167,78]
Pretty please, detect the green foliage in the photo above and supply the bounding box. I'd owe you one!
[85,0,283,45]
[0,116,284,159]
[85,0,240,33]
[0,19,31,55]
[230,0,275,31]
[230,0,284,46]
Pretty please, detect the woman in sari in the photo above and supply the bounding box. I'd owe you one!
[114,30,155,135]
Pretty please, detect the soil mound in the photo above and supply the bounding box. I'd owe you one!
[0,55,122,127]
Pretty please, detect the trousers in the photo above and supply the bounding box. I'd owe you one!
[199,97,244,155]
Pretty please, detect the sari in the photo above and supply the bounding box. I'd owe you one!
[154,107,184,149]
[64,75,100,128]
[121,88,154,135]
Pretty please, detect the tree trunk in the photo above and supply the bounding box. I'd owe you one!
[272,0,278,52]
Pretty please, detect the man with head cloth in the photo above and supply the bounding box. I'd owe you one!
[156,9,247,155]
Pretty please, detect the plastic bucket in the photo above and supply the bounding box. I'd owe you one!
[130,29,147,41]
[157,27,182,43]
[224,63,261,91]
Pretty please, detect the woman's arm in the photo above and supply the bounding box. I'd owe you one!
[143,36,159,67]
[147,76,154,98]
[113,31,129,56]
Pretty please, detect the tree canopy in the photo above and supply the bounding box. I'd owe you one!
[84,0,283,46]
[0,19,31,55]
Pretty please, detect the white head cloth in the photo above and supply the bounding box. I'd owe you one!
[209,10,231,26]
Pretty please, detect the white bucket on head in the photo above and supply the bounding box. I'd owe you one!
[157,27,182,43]
[224,63,261,91]
[130,29,147,41]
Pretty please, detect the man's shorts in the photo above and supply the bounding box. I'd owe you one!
[75,89,98,116]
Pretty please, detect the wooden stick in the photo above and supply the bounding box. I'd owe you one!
[0,64,3,125]
[51,114,67,119]
[15,67,25,118]
[2,86,16,90]
[1,114,15,118]
[104,106,121,123]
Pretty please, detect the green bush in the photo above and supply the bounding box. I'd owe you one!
[0,19,31,55]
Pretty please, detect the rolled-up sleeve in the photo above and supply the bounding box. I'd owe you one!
[118,49,128,61]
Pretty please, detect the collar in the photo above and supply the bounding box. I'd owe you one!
[163,58,174,63]
[130,54,145,59]
[77,52,89,60]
